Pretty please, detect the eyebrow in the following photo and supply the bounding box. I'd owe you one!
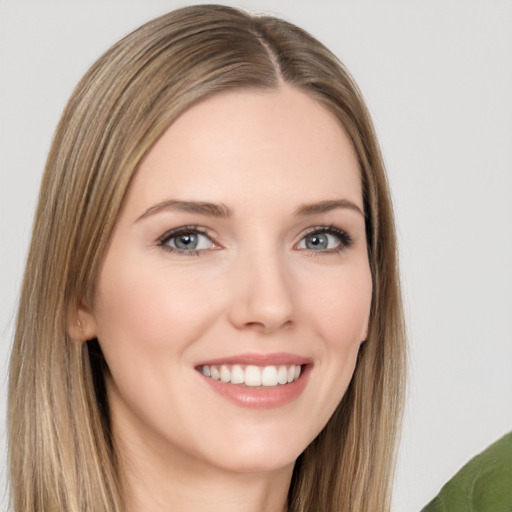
[135,197,364,223]
[294,199,364,217]
[135,199,232,222]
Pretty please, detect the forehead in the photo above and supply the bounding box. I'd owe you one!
[127,85,362,216]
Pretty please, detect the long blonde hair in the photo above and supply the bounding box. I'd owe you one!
[8,5,406,511]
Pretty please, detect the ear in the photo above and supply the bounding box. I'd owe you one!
[360,318,370,344]
[68,298,98,343]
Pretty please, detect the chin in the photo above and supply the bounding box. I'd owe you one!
[211,450,299,476]
[195,426,310,475]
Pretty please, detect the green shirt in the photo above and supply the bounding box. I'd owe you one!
[421,431,512,512]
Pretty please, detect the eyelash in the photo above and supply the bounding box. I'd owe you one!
[156,224,353,256]
[300,225,354,255]
[157,225,215,256]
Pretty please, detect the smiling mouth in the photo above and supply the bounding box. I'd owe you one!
[198,364,302,387]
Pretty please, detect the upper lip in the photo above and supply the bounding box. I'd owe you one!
[195,352,313,367]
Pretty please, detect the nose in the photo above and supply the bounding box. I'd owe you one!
[227,248,295,334]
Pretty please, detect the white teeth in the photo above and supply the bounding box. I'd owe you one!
[200,364,303,387]
[261,366,278,386]
[210,366,220,380]
[231,364,244,384]
[245,365,261,387]
[220,365,231,383]
[277,365,288,385]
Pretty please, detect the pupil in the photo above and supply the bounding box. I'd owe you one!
[306,233,328,250]
[176,233,197,249]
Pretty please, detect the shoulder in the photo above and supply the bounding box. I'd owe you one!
[421,431,512,512]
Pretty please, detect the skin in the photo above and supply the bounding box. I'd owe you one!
[79,84,373,512]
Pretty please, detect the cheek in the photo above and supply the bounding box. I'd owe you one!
[90,257,229,442]
[305,264,372,347]
[295,263,372,424]
[92,257,223,366]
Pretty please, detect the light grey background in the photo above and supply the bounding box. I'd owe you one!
[1,1,511,511]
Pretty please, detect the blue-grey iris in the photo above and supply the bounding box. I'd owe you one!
[175,233,198,250]
[305,233,328,250]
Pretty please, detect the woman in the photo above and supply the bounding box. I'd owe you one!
[8,5,406,511]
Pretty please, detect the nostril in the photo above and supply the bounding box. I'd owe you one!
[240,319,294,333]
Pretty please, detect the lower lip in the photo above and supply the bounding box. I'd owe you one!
[199,365,311,409]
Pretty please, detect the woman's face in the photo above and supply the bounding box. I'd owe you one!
[83,85,372,476]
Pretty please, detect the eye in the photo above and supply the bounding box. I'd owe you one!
[158,227,217,254]
[297,227,353,253]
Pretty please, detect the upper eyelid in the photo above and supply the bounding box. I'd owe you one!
[158,225,214,242]
[300,225,340,234]
[298,224,354,246]
[297,224,352,239]
[156,226,219,255]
